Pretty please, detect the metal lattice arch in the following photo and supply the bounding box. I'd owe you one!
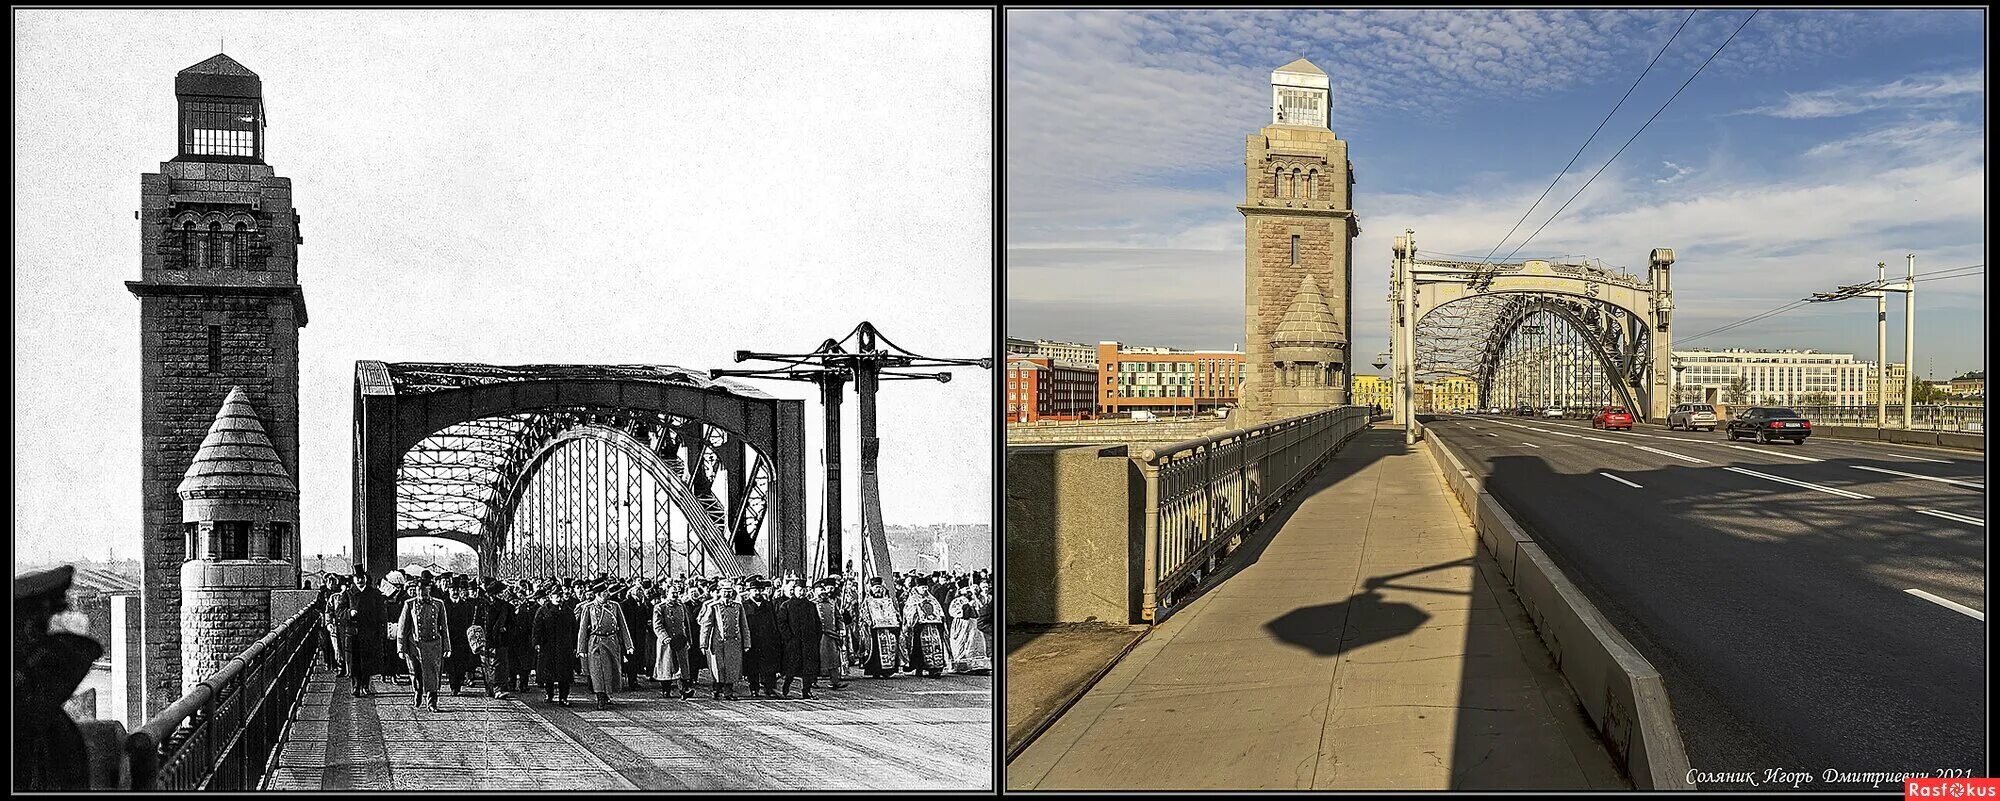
[1390,235,1676,423]
[353,362,806,583]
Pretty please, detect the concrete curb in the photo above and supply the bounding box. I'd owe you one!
[1004,628,1150,764]
[1803,424,1985,452]
[1424,433,1696,791]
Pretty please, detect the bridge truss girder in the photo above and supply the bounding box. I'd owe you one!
[1388,237,1674,424]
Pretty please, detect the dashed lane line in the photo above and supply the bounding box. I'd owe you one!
[1905,588,1984,621]
[1851,464,1985,490]
[1600,472,1643,488]
[1917,509,1985,527]
[1722,467,1873,500]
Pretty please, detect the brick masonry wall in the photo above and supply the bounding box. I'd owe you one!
[137,162,302,714]
[180,588,272,689]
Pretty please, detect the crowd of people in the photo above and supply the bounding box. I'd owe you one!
[316,565,994,711]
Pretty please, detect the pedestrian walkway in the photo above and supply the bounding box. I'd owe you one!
[1006,426,1626,790]
[270,665,992,790]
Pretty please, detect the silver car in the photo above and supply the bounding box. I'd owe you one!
[1669,402,1718,431]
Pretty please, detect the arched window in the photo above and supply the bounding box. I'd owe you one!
[206,221,222,269]
[1292,168,1302,200]
[181,221,197,269]
[1309,170,1319,200]
[1274,166,1285,198]
[233,222,249,268]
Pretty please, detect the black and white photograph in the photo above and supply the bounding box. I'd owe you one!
[14,8,995,792]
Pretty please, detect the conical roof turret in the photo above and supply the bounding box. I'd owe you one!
[178,387,296,497]
[1273,274,1346,350]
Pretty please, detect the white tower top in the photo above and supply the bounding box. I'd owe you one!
[1271,58,1330,128]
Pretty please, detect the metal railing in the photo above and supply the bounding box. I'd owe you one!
[1786,404,1985,433]
[1136,406,1372,620]
[126,599,324,790]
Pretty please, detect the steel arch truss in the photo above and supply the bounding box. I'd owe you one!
[355,361,806,584]
[1392,247,1676,422]
[1460,295,1650,413]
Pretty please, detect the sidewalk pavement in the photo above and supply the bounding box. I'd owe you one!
[1006,425,1628,790]
[1005,623,1149,758]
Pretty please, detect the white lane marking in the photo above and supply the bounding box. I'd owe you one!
[1723,466,1874,499]
[1894,455,1954,464]
[1600,472,1643,488]
[1852,464,1985,490]
[1632,444,1707,464]
[1484,433,1499,437]
[1520,442,1541,448]
[1905,588,1984,621]
[1917,509,1986,527]
[1722,444,1824,463]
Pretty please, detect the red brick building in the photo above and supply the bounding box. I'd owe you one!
[1007,356,1097,422]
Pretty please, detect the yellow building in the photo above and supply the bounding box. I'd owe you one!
[1430,376,1478,412]
[1352,374,1392,411]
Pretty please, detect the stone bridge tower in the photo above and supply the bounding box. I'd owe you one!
[127,54,307,712]
[1238,58,1358,424]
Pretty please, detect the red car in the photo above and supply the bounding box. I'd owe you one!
[1592,405,1634,430]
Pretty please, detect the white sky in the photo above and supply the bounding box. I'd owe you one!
[12,9,996,565]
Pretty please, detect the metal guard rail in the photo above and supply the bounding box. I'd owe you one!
[126,598,325,790]
[1786,404,1984,433]
[1137,406,1372,620]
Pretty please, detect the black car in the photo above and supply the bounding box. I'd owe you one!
[1725,407,1812,444]
[1515,405,1536,417]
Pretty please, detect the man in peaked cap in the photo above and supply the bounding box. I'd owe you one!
[15,566,97,791]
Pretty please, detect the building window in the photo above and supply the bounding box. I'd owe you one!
[1291,235,1300,265]
[208,324,222,373]
[233,222,249,268]
[209,221,224,269]
[184,522,200,561]
[1309,170,1319,200]
[181,99,259,158]
[269,522,291,561]
[212,520,250,560]
[180,221,197,268]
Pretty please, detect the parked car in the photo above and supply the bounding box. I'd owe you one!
[1542,407,1564,418]
[1725,407,1812,444]
[1592,405,1634,430]
[1515,405,1536,417]
[1489,407,1503,415]
[1668,402,1718,432]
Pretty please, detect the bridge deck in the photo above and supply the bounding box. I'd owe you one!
[1007,426,1624,790]
[270,664,991,790]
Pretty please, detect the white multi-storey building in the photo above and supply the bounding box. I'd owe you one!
[1005,337,1098,368]
[1673,348,1877,406]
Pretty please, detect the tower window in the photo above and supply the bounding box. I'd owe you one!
[179,221,196,269]
[1291,235,1300,265]
[212,520,250,560]
[268,522,291,561]
[233,223,249,268]
[208,324,222,373]
[207,221,222,269]
[185,522,200,561]
[1274,167,1285,198]
[1309,170,1319,200]
[181,99,259,158]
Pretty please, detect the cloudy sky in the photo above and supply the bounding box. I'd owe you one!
[1007,9,1985,379]
[14,9,994,565]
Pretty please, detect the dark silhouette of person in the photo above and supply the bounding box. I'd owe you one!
[15,566,101,791]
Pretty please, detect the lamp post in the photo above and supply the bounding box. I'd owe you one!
[1805,258,1916,430]
[1671,356,1686,407]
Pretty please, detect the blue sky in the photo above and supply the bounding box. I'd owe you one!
[1007,9,1986,380]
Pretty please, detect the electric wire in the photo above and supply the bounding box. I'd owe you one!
[1477,9,1699,268]
[1499,9,1760,264]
